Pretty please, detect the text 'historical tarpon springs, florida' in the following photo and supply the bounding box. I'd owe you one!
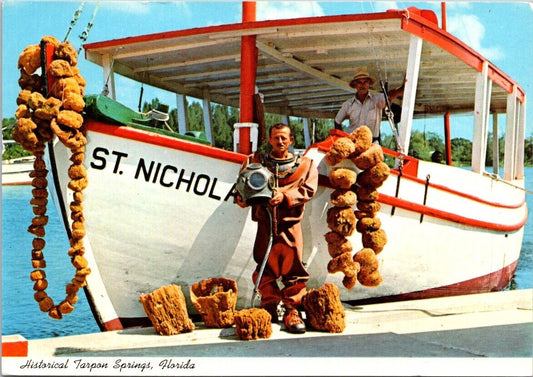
[90,147,236,201]
[18,358,196,373]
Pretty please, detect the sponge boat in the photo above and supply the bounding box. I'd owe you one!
[39,4,526,331]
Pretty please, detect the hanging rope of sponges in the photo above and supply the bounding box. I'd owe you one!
[12,35,89,319]
[324,126,389,289]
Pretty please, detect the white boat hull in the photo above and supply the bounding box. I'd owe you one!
[46,121,526,330]
[2,158,34,185]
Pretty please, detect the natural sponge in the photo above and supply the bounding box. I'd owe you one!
[324,231,353,258]
[356,216,382,233]
[302,283,345,333]
[329,168,357,189]
[324,137,355,166]
[18,44,41,75]
[349,126,373,155]
[354,184,379,202]
[327,252,360,278]
[190,277,237,328]
[356,161,390,189]
[362,228,388,254]
[353,248,383,287]
[326,207,356,236]
[234,308,272,340]
[139,284,195,335]
[351,143,384,170]
[330,189,357,207]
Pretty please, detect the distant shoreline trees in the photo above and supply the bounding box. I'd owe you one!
[3,99,533,167]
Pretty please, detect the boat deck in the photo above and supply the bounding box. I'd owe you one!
[2,289,532,375]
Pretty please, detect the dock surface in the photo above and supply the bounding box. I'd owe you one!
[2,289,532,376]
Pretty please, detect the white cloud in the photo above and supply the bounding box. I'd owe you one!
[99,1,151,14]
[369,1,399,13]
[444,1,473,10]
[447,13,503,60]
[257,1,324,20]
[99,1,191,16]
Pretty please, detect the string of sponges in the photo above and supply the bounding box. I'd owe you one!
[13,36,89,319]
[324,126,389,290]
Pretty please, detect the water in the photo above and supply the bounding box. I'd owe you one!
[2,169,533,340]
[1,185,100,339]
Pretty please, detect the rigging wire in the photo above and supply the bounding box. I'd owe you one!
[77,1,100,54]
[101,55,114,96]
[63,2,85,42]
[365,7,404,154]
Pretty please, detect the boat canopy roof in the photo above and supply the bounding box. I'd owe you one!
[83,8,525,120]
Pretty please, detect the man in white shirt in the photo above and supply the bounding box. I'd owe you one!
[334,67,404,143]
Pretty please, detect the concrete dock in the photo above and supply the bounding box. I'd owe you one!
[2,289,532,376]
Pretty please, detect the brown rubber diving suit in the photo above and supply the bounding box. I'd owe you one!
[244,152,318,308]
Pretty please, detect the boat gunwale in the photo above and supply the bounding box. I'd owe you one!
[312,131,527,210]
[88,119,247,165]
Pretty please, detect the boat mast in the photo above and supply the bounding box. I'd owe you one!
[441,2,447,30]
[238,1,258,155]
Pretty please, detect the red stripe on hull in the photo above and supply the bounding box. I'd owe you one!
[318,174,527,233]
[387,168,525,210]
[379,192,528,232]
[88,120,247,165]
[314,134,524,210]
[103,317,124,331]
[348,260,519,306]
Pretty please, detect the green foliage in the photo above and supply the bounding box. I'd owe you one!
[211,104,236,150]
[3,117,17,138]
[187,102,204,132]
[3,143,31,160]
[313,118,334,142]
[407,130,445,160]
[383,130,515,167]
[2,117,33,160]
[450,137,473,165]
[525,134,533,166]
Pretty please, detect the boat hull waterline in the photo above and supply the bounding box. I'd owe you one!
[46,120,526,330]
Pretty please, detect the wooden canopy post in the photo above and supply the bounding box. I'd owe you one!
[238,1,258,155]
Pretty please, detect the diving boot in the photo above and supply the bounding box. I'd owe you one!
[283,306,306,334]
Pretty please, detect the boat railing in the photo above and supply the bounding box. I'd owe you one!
[83,94,211,146]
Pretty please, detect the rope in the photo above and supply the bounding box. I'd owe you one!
[367,25,382,82]
[64,2,85,42]
[483,172,533,195]
[77,1,100,54]
[146,109,170,122]
[141,109,173,132]
[101,55,115,96]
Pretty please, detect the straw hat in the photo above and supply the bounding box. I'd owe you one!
[349,67,376,88]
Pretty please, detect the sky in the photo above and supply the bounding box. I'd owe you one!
[2,0,533,141]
